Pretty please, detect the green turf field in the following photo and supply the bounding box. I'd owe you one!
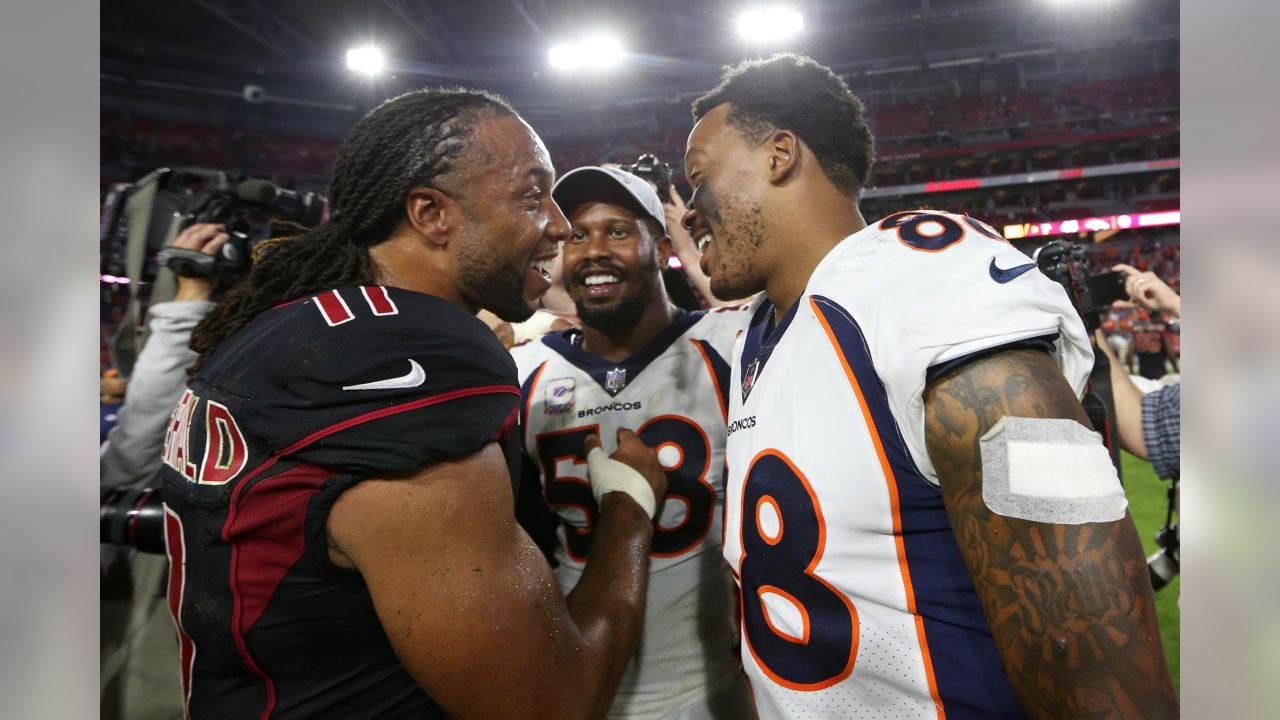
[1121,451,1179,693]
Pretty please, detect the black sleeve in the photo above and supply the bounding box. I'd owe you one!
[214,288,521,476]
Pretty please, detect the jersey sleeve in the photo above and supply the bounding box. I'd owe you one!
[838,213,1094,485]
[208,288,520,476]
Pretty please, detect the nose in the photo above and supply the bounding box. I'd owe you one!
[546,198,571,243]
[581,229,613,261]
[681,206,697,234]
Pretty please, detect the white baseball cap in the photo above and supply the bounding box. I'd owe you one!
[551,166,667,233]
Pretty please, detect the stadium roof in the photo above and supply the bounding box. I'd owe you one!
[102,0,1178,132]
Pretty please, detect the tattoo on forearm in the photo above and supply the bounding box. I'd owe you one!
[924,350,1177,719]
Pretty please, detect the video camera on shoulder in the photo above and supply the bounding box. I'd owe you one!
[619,154,673,203]
[101,168,326,283]
[1032,240,1128,334]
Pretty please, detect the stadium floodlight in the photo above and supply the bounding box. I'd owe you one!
[346,46,385,75]
[549,34,624,72]
[736,7,804,43]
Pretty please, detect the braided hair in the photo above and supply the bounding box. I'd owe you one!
[188,87,517,377]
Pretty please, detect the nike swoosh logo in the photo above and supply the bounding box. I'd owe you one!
[343,359,426,391]
[989,258,1038,284]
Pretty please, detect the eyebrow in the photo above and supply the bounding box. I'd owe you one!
[524,166,553,183]
[573,215,640,228]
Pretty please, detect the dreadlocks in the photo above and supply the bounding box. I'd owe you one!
[188,87,518,376]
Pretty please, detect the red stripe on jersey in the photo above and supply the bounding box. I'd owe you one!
[361,286,398,316]
[163,506,197,717]
[315,290,354,326]
[224,463,336,719]
[218,382,519,719]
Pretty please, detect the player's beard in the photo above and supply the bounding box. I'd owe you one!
[572,254,660,333]
[697,182,766,301]
[457,231,537,323]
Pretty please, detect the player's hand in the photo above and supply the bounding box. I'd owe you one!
[1112,263,1179,318]
[171,223,231,301]
[583,430,668,504]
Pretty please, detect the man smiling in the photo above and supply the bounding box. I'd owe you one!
[162,89,668,719]
[513,166,754,719]
[682,54,1177,719]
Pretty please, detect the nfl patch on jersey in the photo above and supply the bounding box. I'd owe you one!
[605,367,627,393]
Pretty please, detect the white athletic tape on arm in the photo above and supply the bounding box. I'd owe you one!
[979,416,1128,525]
[586,447,657,519]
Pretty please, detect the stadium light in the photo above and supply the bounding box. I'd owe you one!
[736,7,804,43]
[346,46,385,75]
[549,34,624,72]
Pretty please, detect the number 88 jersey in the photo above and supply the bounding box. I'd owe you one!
[722,211,1092,719]
[512,307,752,719]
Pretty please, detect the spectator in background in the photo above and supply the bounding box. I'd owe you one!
[99,368,127,443]
[1095,265,1181,478]
[1116,260,1180,381]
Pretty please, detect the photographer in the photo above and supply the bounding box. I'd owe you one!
[101,222,225,720]
[100,222,227,487]
[1094,264,1181,478]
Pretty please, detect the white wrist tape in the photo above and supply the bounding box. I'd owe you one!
[586,447,657,519]
[979,416,1128,525]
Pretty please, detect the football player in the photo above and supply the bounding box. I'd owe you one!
[512,166,755,719]
[161,88,669,719]
[681,54,1178,719]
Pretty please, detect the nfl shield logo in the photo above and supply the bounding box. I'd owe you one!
[741,357,760,403]
[605,367,627,393]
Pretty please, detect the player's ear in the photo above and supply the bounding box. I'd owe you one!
[405,187,456,249]
[656,234,673,270]
[766,130,799,186]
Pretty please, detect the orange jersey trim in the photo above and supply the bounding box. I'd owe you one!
[811,297,946,719]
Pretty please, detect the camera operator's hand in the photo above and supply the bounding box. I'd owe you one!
[171,223,230,301]
[1112,263,1180,319]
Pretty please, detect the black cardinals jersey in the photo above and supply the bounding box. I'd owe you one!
[160,286,520,720]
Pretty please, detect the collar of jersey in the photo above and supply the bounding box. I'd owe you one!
[541,308,699,397]
[738,297,801,391]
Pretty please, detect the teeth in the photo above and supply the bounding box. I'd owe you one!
[583,274,620,286]
[696,233,713,251]
[532,257,555,272]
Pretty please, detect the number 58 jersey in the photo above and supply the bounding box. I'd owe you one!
[722,211,1093,719]
[512,308,751,719]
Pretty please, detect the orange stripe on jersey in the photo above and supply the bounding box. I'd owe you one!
[689,339,729,421]
[810,297,946,720]
[522,361,549,449]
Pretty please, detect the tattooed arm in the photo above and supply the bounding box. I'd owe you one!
[923,348,1178,719]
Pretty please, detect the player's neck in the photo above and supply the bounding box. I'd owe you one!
[368,236,471,310]
[766,203,867,324]
[581,296,677,363]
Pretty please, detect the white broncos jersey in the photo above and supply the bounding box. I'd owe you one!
[512,308,754,720]
[722,211,1093,719]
